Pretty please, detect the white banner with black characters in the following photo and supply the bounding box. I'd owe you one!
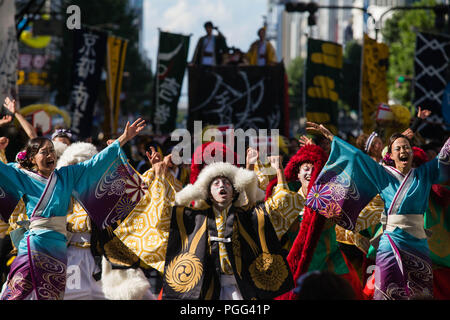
[0,0,19,111]
[69,28,107,140]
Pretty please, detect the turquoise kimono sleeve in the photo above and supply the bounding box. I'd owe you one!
[66,140,147,229]
[416,136,450,187]
[0,162,25,222]
[305,137,390,231]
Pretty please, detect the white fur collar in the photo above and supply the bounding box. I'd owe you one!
[57,142,98,168]
[175,162,265,208]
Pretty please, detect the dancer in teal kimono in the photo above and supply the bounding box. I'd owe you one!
[0,117,146,300]
[305,122,450,300]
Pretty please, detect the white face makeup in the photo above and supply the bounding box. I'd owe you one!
[32,140,57,177]
[210,176,234,206]
[298,162,314,187]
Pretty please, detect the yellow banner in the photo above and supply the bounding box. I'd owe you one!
[361,34,389,133]
[106,36,128,135]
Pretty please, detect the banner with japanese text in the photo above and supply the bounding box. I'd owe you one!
[69,28,107,140]
[152,31,190,134]
[305,38,342,134]
[0,0,19,112]
[414,32,450,139]
[361,33,389,134]
[188,64,289,136]
[106,35,128,136]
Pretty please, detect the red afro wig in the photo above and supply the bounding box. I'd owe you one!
[190,141,240,184]
[265,144,327,200]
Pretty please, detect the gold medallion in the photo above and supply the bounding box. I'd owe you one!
[165,252,203,293]
[249,253,288,291]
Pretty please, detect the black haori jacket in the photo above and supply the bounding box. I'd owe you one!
[162,203,294,300]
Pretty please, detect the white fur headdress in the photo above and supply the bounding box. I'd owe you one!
[52,140,69,160]
[175,162,265,208]
[56,142,99,168]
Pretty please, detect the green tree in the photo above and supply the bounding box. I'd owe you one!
[286,56,305,115]
[286,56,305,137]
[382,0,437,106]
[49,0,153,117]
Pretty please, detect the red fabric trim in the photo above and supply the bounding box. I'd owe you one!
[340,250,366,300]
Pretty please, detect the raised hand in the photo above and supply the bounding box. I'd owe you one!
[401,128,414,140]
[246,147,259,165]
[153,154,172,176]
[3,97,16,114]
[118,118,146,147]
[417,106,431,119]
[298,135,314,147]
[306,122,334,141]
[0,115,12,127]
[146,146,162,166]
[268,155,283,170]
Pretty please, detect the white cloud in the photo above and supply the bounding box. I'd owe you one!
[143,0,268,69]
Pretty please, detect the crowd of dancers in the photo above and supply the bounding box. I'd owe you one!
[0,96,449,300]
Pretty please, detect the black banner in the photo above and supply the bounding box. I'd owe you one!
[69,28,107,140]
[413,32,450,139]
[187,65,288,136]
[152,31,190,134]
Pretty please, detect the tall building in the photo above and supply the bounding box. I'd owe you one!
[267,0,355,68]
[267,0,436,65]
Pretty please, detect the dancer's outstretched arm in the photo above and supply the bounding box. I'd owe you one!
[3,97,37,139]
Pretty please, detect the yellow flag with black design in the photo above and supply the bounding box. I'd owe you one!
[361,33,389,134]
[105,36,128,135]
[305,38,343,134]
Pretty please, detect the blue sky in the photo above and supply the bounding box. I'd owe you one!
[143,0,269,72]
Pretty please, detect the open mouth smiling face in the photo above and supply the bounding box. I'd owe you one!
[298,162,314,186]
[391,137,412,169]
[33,141,57,176]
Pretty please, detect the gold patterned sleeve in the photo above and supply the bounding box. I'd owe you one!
[263,183,305,240]
[7,199,27,233]
[335,194,384,253]
[114,172,177,274]
[0,149,7,164]
[0,220,8,239]
[140,167,155,186]
[254,160,273,191]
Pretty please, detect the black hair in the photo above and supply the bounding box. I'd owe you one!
[17,137,53,171]
[294,270,356,300]
[387,133,411,154]
[204,21,213,29]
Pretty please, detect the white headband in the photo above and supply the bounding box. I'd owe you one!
[365,132,378,153]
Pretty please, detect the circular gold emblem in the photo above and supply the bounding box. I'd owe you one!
[165,252,203,293]
[249,253,288,291]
